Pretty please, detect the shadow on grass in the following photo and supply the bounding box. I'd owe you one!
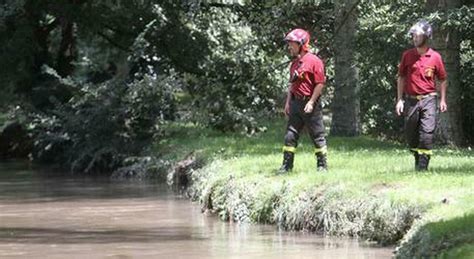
[328,136,403,151]
[380,163,474,177]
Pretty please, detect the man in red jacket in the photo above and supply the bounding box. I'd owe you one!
[279,28,328,173]
[396,20,448,171]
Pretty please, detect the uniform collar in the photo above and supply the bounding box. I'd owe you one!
[415,47,432,57]
[424,48,433,57]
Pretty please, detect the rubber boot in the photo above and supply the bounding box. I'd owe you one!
[417,154,430,171]
[316,153,327,171]
[278,151,294,173]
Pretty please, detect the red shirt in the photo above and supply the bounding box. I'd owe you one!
[289,52,326,97]
[398,48,447,95]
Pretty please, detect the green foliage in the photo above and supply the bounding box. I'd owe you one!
[188,7,282,132]
[24,70,175,174]
[396,214,474,258]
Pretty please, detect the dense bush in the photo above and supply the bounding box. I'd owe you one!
[127,5,288,134]
[188,7,284,133]
[23,69,175,174]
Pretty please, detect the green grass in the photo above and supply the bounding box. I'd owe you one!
[396,214,474,258]
[155,118,474,255]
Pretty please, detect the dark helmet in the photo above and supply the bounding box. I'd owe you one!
[408,20,433,38]
[284,28,311,52]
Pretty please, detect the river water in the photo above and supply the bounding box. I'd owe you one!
[0,161,393,258]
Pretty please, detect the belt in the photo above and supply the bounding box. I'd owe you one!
[291,94,311,101]
[407,92,437,101]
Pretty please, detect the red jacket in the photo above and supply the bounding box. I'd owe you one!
[289,52,326,97]
[398,48,447,95]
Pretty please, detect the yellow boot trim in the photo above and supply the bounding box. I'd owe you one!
[416,149,433,155]
[282,146,296,153]
[314,146,327,155]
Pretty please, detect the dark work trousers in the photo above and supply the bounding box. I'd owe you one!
[403,95,437,152]
[284,97,326,151]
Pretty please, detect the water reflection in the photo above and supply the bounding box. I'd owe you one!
[0,161,393,258]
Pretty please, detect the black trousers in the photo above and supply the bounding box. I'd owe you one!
[284,97,326,152]
[403,95,437,152]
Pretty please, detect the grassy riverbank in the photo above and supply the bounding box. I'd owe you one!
[155,119,474,257]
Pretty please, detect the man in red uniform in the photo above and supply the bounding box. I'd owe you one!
[396,20,447,171]
[279,28,328,173]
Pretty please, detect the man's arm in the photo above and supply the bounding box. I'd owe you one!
[439,79,447,112]
[395,76,405,116]
[437,54,448,113]
[284,84,292,116]
[304,83,324,113]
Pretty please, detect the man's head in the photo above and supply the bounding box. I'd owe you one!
[409,20,432,48]
[284,28,310,57]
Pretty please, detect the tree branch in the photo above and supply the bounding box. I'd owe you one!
[96,31,130,51]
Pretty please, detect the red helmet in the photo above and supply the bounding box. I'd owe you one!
[284,28,310,52]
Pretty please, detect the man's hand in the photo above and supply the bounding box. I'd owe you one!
[304,101,314,113]
[395,99,404,116]
[440,99,448,112]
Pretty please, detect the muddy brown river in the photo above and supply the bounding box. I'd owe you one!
[0,161,393,258]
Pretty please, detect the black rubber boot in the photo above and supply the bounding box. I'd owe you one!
[316,153,327,171]
[278,151,294,173]
[417,154,430,171]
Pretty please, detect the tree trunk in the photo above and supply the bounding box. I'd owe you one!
[16,0,54,94]
[55,0,85,77]
[330,0,360,136]
[56,18,77,77]
[426,0,465,146]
